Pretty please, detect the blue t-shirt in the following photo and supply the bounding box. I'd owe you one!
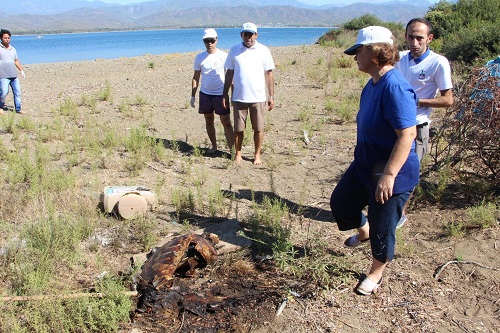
[353,69,420,194]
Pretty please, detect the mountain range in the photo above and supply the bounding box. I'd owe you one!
[2,0,431,34]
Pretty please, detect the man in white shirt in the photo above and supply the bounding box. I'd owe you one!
[222,22,275,165]
[395,18,454,227]
[191,28,234,154]
[0,29,26,114]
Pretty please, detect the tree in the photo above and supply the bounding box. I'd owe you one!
[342,14,383,31]
[317,15,404,48]
[425,0,500,64]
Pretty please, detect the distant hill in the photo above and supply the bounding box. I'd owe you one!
[3,0,312,15]
[4,0,430,34]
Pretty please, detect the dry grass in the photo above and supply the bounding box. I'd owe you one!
[0,44,497,333]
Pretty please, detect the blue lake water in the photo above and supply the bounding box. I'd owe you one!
[14,27,334,64]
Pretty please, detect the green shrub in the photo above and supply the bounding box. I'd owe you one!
[97,81,112,102]
[442,22,499,64]
[59,97,78,117]
[318,15,404,52]
[426,0,500,64]
[336,97,358,123]
[171,187,196,218]
[334,56,353,69]
[444,217,466,237]
[465,201,498,229]
[0,277,132,333]
[324,99,335,112]
[342,14,383,30]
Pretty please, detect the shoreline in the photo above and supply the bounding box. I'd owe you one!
[15,26,336,37]
[15,27,333,65]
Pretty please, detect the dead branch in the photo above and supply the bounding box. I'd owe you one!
[146,162,170,174]
[280,83,318,88]
[337,319,361,330]
[175,310,185,333]
[384,301,418,308]
[434,260,500,280]
[0,291,138,302]
[444,313,470,333]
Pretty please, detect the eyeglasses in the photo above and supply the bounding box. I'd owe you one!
[203,38,216,44]
[242,32,255,38]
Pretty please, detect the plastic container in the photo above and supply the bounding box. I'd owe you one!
[101,186,157,219]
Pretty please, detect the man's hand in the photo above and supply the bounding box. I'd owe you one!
[268,96,274,111]
[20,70,26,79]
[190,96,195,108]
[222,94,229,109]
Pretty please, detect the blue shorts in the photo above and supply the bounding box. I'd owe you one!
[330,163,411,263]
[199,91,230,115]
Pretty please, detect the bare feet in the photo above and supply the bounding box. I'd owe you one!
[235,153,242,164]
[253,154,262,165]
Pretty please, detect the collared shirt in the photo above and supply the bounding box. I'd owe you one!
[395,49,453,125]
[0,44,19,78]
[224,40,275,103]
[408,48,431,64]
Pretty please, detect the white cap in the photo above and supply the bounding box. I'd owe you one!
[344,26,394,55]
[202,28,217,39]
[241,22,257,34]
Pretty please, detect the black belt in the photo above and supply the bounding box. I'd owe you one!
[416,122,428,128]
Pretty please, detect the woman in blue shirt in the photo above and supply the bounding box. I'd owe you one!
[330,26,419,295]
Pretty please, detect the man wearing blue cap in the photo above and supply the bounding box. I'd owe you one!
[191,28,234,154]
[222,22,275,165]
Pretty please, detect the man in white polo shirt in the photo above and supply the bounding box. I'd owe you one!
[395,18,453,227]
[222,22,275,165]
[191,28,234,154]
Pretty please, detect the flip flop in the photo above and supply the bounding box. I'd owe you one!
[396,214,407,229]
[344,234,370,247]
[356,277,382,295]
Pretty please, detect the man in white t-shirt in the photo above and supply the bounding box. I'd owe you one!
[222,22,275,165]
[191,28,234,154]
[0,29,26,114]
[394,18,453,227]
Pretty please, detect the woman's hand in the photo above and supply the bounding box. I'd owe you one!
[375,174,395,204]
[376,126,416,204]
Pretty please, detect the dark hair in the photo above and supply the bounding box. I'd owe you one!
[405,18,433,35]
[0,29,11,37]
[366,43,400,66]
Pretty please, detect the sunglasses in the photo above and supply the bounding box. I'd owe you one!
[203,38,216,44]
